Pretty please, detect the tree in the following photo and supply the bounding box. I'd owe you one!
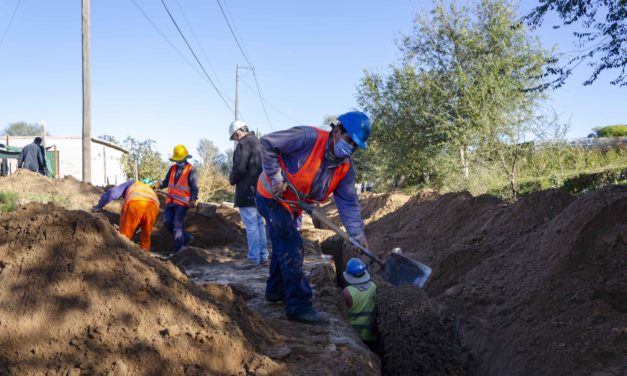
[196,138,220,168]
[525,0,627,86]
[358,0,549,193]
[120,137,168,181]
[1,122,49,136]
[194,139,232,202]
[594,124,627,137]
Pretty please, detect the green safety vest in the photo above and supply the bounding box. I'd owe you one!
[347,282,377,341]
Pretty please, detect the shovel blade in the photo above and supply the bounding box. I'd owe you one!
[383,252,432,288]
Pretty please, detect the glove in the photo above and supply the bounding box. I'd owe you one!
[151,183,161,190]
[353,234,369,249]
[271,180,287,196]
[188,200,197,209]
[91,206,102,213]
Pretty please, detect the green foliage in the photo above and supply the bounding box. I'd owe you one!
[525,0,627,86]
[0,192,18,213]
[120,137,168,181]
[97,135,121,144]
[357,0,550,197]
[194,139,233,202]
[594,125,627,137]
[1,122,49,136]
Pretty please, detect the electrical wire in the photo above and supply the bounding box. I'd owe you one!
[160,0,234,113]
[129,0,205,80]
[0,0,22,52]
[215,0,273,129]
[171,0,229,97]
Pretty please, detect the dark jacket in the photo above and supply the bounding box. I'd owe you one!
[18,142,46,174]
[229,132,262,207]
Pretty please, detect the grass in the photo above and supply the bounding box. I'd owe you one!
[0,192,19,213]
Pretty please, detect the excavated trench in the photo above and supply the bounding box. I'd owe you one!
[319,236,467,376]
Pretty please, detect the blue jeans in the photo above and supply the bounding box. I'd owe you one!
[163,204,191,252]
[239,206,269,264]
[256,194,313,318]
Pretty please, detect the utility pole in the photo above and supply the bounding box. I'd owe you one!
[82,0,92,183]
[234,64,252,121]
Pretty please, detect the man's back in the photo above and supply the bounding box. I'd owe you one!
[19,143,43,172]
[230,132,262,208]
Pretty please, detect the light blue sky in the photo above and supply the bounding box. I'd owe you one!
[0,0,625,159]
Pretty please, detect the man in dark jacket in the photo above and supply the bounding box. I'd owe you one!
[229,120,268,266]
[18,137,47,175]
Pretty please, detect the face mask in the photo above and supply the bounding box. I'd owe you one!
[334,138,355,159]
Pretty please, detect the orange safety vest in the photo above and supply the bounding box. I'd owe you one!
[124,181,159,208]
[166,163,192,207]
[257,128,350,214]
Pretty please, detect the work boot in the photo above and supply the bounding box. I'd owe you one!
[289,310,328,324]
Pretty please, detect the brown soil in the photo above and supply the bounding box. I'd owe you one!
[376,283,465,376]
[0,203,282,375]
[363,186,627,376]
[0,169,119,212]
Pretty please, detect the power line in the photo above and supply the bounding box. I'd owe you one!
[129,0,204,79]
[0,0,22,52]
[221,0,251,59]
[215,0,272,129]
[160,0,234,113]
[171,0,229,96]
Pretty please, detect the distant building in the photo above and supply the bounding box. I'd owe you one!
[2,136,129,186]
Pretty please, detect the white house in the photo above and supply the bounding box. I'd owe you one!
[3,136,129,186]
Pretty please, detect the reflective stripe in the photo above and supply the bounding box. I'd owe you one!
[171,184,190,192]
[166,164,192,207]
[125,182,159,206]
[349,311,374,318]
[256,127,350,215]
[347,283,377,341]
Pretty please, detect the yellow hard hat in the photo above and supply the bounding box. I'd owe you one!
[170,144,190,162]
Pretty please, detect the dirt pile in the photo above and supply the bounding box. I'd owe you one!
[377,283,465,375]
[318,191,421,229]
[0,203,283,375]
[0,169,116,211]
[365,186,627,375]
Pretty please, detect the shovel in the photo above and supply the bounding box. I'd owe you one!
[275,183,432,288]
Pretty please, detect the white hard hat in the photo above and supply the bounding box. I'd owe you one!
[229,120,248,140]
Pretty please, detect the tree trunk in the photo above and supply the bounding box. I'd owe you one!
[460,145,469,180]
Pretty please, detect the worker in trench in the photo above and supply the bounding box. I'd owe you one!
[92,178,159,252]
[256,111,372,324]
[152,144,199,253]
[343,258,378,351]
[228,120,269,266]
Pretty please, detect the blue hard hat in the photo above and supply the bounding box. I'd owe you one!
[337,111,371,150]
[346,258,367,276]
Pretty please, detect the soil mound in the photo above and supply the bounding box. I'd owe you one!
[319,191,416,229]
[377,283,465,376]
[0,203,282,375]
[365,186,627,375]
[0,169,114,211]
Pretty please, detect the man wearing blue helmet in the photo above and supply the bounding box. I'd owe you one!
[343,257,378,349]
[256,110,372,324]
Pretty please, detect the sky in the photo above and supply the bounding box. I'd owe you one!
[0,0,625,160]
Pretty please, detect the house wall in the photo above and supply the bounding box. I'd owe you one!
[5,136,128,186]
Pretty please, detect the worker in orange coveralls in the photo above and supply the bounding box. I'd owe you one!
[92,178,160,252]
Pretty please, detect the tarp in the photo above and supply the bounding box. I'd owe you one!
[0,144,55,177]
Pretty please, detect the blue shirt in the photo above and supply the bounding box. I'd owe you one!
[260,126,364,237]
[94,180,135,210]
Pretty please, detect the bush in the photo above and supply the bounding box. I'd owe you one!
[595,125,627,137]
[0,192,18,213]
